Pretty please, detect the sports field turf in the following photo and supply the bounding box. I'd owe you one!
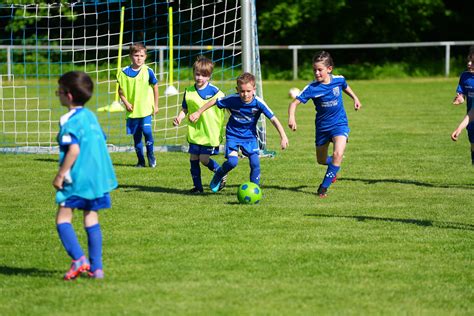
[0,78,472,315]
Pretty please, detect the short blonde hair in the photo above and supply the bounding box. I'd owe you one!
[129,42,147,55]
[236,72,256,87]
[193,56,214,77]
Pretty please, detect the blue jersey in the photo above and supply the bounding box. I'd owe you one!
[297,74,348,132]
[122,65,158,85]
[216,94,274,141]
[56,108,118,203]
[456,71,474,113]
[182,83,220,109]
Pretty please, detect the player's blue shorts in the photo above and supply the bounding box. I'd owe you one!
[225,138,259,158]
[60,193,111,211]
[126,115,152,135]
[467,122,474,143]
[315,125,350,147]
[188,143,220,155]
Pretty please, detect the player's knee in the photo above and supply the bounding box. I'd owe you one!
[332,151,344,163]
[199,156,210,165]
[227,155,239,169]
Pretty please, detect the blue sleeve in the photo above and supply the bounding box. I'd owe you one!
[256,98,274,119]
[148,68,158,85]
[216,96,229,109]
[296,84,315,104]
[182,91,188,110]
[456,73,465,94]
[58,132,79,146]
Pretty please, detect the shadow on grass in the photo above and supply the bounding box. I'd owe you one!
[0,265,61,277]
[340,177,474,190]
[305,213,474,231]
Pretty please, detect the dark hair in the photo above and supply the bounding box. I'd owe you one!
[237,72,256,87]
[312,51,334,68]
[129,42,147,55]
[193,55,214,77]
[58,71,93,105]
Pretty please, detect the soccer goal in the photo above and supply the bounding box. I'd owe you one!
[0,0,269,154]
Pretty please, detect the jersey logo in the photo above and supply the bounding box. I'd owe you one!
[332,87,340,97]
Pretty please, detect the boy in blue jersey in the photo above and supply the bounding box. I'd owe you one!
[173,56,226,193]
[288,51,361,198]
[53,71,118,280]
[189,72,289,192]
[118,43,159,168]
[451,48,474,164]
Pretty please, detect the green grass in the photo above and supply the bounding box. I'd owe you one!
[0,78,473,315]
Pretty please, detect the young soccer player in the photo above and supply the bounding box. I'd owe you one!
[451,48,474,164]
[53,71,118,280]
[189,72,289,192]
[173,56,226,193]
[288,51,361,198]
[118,42,159,168]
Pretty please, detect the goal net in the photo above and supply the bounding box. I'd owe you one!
[0,0,267,154]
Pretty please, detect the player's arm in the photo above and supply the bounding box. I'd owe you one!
[118,86,133,112]
[343,85,361,111]
[451,108,474,141]
[153,83,159,115]
[173,108,188,126]
[453,93,465,105]
[270,116,289,150]
[53,143,79,190]
[288,98,301,131]
[188,99,217,123]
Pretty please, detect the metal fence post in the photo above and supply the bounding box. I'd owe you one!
[292,47,298,80]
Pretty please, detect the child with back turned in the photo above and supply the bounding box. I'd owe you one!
[173,56,226,193]
[451,48,474,164]
[118,42,159,168]
[53,71,117,280]
[189,72,289,192]
[288,51,361,198]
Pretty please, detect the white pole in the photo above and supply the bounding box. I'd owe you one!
[241,0,252,73]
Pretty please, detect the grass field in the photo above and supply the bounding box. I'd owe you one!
[1,78,473,315]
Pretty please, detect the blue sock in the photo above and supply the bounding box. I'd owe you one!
[133,132,145,164]
[86,224,102,272]
[57,223,84,260]
[215,156,238,181]
[190,160,202,190]
[205,158,220,172]
[321,163,340,188]
[143,128,155,161]
[326,156,333,165]
[249,154,261,185]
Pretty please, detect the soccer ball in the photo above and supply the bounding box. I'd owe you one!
[288,87,300,99]
[237,182,262,205]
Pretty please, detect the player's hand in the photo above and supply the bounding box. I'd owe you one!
[451,129,462,141]
[354,100,362,111]
[189,112,200,123]
[173,116,181,126]
[53,174,64,190]
[154,106,159,115]
[453,94,464,105]
[288,118,297,131]
[281,136,289,150]
[125,103,133,112]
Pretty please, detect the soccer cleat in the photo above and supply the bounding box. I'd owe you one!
[317,185,328,198]
[331,174,338,184]
[149,158,157,168]
[210,173,223,193]
[218,174,228,191]
[188,187,204,194]
[64,256,90,280]
[88,269,104,279]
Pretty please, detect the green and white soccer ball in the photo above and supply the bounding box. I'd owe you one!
[237,182,262,205]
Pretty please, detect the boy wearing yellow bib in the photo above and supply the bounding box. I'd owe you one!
[118,43,159,167]
[173,56,226,193]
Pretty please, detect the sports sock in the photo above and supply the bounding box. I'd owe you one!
[215,156,238,181]
[190,160,202,190]
[321,163,340,188]
[85,224,102,272]
[133,132,145,164]
[249,154,261,184]
[326,156,333,165]
[143,128,155,162]
[205,158,220,172]
[57,223,84,260]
